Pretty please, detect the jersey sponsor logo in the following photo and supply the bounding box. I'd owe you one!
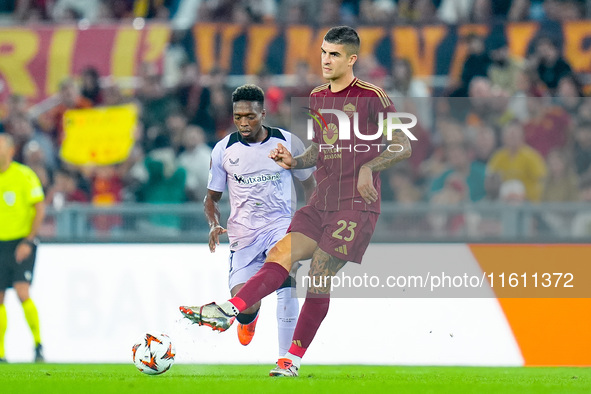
[3,191,16,206]
[233,173,281,185]
[229,158,240,166]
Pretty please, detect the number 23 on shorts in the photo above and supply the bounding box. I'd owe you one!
[332,220,357,242]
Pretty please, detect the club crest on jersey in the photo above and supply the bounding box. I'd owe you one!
[3,191,16,206]
[343,102,356,118]
[229,158,239,166]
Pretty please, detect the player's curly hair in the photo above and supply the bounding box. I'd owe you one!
[324,26,360,55]
[232,84,265,105]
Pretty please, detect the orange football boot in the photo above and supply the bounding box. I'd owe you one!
[237,315,259,345]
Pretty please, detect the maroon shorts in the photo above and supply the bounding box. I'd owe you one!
[288,205,379,264]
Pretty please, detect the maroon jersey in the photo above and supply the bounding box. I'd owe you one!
[308,78,395,213]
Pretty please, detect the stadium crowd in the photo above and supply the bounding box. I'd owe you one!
[1,0,591,238]
[1,0,591,25]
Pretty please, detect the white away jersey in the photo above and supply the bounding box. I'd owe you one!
[208,126,313,251]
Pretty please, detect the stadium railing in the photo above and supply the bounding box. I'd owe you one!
[40,202,591,243]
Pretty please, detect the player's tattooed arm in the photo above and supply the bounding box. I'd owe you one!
[307,249,347,295]
[362,130,412,172]
[357,129,412,204]
[292,142,320,169]
[204,189,226,253]
[269,142,319,170]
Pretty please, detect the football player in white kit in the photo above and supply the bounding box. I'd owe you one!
[202,84,315,354]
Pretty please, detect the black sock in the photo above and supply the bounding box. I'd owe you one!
[236,311,259,325]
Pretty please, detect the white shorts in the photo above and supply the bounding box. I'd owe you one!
[228,226,287,290]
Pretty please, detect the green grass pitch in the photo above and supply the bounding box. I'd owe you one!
[1,364,590,394]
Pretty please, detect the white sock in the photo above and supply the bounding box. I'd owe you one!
[284,352,302,369]
[276,287,299,356]
[219,301,239,316]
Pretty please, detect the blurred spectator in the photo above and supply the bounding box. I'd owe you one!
[450,35,491,98]
[177,125,211,201]
[134,134,187,233]
[385,164,423,203]
[437,0,472,24]
[256,69,285,115]
[242,0,277,23]
[40,78,93,146]
[14,0,52,21]
[461,35,491,92]
[132,0,171,19]
[541,148,579,202]
[543,0,584,21]
[507,0,531,21]
[22,140,51,191]
[174,62,214,135]
[530,36,573,94]
[80,67,103,106]
[52,0,101,22]
[470,124,498,164]
[1,94,28,121]
[286,61,321,98]
[555,74,584,117]
[389,58,430,98]
[429,142,487,202]
[358,0,397,24]
[90,165,124,234]
[102,81,127,106]
[396,0,438,24]
[199,0,235,22]
[486,33,524,95]
[170,0,202,29]
[487,121,547,202]
[164,111,189,153]
[573,120,591,177]
[465,78,516,131]
[136,71,181,133]
[206,67,233,141]
[4,114,57,169]
[317,0,344,25]
[429,173,468,236]
[523,96,570,158]
[46,167,89,209]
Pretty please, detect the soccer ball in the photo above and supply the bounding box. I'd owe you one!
[132,333,176,375]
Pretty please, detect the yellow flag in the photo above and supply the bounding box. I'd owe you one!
[60,104,137,165]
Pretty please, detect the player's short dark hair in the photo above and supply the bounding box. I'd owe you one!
[324,26,360,55]
[232,84,265,105]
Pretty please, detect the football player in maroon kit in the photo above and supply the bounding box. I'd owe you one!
[180,26,412,376]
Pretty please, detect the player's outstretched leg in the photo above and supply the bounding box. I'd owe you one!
[179,262,291,331]
[179,303,237,332]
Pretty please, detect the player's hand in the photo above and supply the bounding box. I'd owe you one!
[357,166,378,204]
[208,225,227,253]
[15,242,32,264]
[269,143,294,169]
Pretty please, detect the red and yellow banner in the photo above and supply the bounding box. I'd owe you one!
[0,24,170,102]
[2,21,591,103]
